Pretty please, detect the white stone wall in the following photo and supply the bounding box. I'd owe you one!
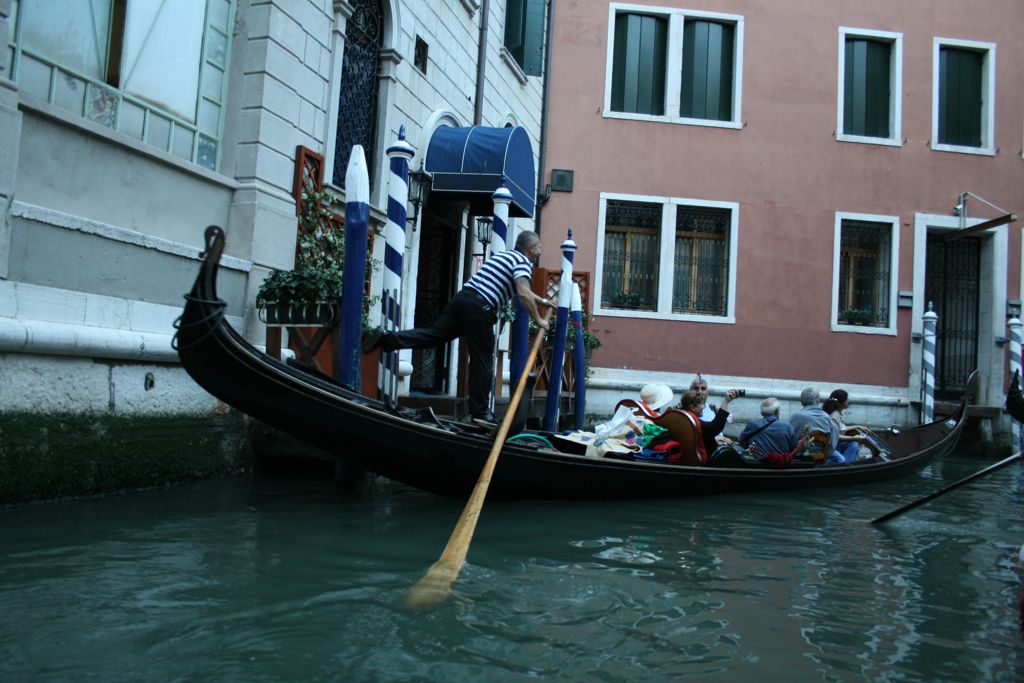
[0,0,547,417]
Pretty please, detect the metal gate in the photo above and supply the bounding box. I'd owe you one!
[925,234,980,399]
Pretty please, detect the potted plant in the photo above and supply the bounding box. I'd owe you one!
[608,291,648,310]
[840,307,874,326]
[528,311,603,377]
[257,188,343,327]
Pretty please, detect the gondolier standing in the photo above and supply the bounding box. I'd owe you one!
[362,230,554,425]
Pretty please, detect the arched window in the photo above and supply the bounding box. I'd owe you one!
[333,0,383,188]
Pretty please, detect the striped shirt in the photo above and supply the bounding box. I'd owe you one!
[464,249,533,309]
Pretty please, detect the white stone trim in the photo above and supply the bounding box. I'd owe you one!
[0,280,248,361]
[594,191,738,324]
[830,211,900,336]
[10,201,252,272]
[18,96,240,187]
[930,37,997,156]
[911,212,1007,406]
[500,47,529,86]
[836,27,903,147]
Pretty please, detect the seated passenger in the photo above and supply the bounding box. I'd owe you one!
[823,389,879,462]
[678,387,740,464]
[639,383,674,417]
[790,388,843,464]
[739,397,798,456]
[690,374,734,444]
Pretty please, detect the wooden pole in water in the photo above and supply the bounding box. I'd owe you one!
[870,452,1022,524]
[407,308,551,609]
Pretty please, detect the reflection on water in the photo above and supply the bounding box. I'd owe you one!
[1,453,1021,682]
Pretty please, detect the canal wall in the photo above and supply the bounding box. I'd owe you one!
[0,351,252,506]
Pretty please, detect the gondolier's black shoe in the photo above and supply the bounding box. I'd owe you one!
[361,327,385,354]
[471,412,496,428]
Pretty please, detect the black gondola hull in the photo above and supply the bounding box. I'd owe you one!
[176,227,971,500]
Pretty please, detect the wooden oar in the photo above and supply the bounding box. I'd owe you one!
[406,309,552,609]
[870,452,1022,524]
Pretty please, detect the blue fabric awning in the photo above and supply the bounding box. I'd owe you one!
[424,125,536,218]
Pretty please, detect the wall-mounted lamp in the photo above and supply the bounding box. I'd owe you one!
[1008,299,1022,318]
[407,169,430,231]
[474,217,493,255]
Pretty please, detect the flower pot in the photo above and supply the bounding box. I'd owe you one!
[259,301,338,327]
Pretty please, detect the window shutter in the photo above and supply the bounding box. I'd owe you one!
[681,20,734,121]
[611,13,667,115]
[844,38,891,138]
[505,0,545,77]
[520,0,546,77]
[939,47,983,147]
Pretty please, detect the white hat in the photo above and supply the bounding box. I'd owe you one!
[640,383,673,411]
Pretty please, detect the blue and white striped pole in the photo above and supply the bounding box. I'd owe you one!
[338,145,369,390]
[379,127,415,407]
[921,302,938,424]
[571,282,586,431]
[490,186,514,409]
[491,185,512,252]
[1008,316,1022,450]
[543,228,576,432]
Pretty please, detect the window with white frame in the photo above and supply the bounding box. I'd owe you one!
[597,194,738,321]
[932,37,996,155]
[9,0,233,171]
[833,213,899,333]
[837,28,902,146]
[604,4,743,128]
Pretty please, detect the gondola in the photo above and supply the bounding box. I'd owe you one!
[1006,369,1024,423]
[175,226,973,500]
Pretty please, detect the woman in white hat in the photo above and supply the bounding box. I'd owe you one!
[639,383,674,417]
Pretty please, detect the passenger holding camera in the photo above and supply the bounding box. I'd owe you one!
[690,375,735,425]
[739,398,798,457]
[678,387,742,464]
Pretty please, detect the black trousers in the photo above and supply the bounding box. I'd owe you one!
[381,288,497,418]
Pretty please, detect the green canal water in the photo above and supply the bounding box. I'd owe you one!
[1,448,1022,682]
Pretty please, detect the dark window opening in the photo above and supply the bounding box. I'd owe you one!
[838,220,892,327]
[414,35,428,74]
[333,0,383,188]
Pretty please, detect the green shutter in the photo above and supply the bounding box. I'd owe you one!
[504,0,545,77]
[681,20,734,121]
[611,13,666,115]
[939,47,983,147]
[520,0,545,77]
[844,38,891,138]
[505,0,524,60]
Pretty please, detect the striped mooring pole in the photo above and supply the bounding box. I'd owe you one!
[543,228,576,432]
[570,282,587,431]
[338,145,369,390]
[378,126,414,408]
[921,302,938,424]
[490,186,513,414]
[1008,316,1022,450]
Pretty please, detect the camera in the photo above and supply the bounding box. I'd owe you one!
[735,389,746,397]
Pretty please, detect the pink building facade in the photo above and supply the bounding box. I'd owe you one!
[538,0,1023,430]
